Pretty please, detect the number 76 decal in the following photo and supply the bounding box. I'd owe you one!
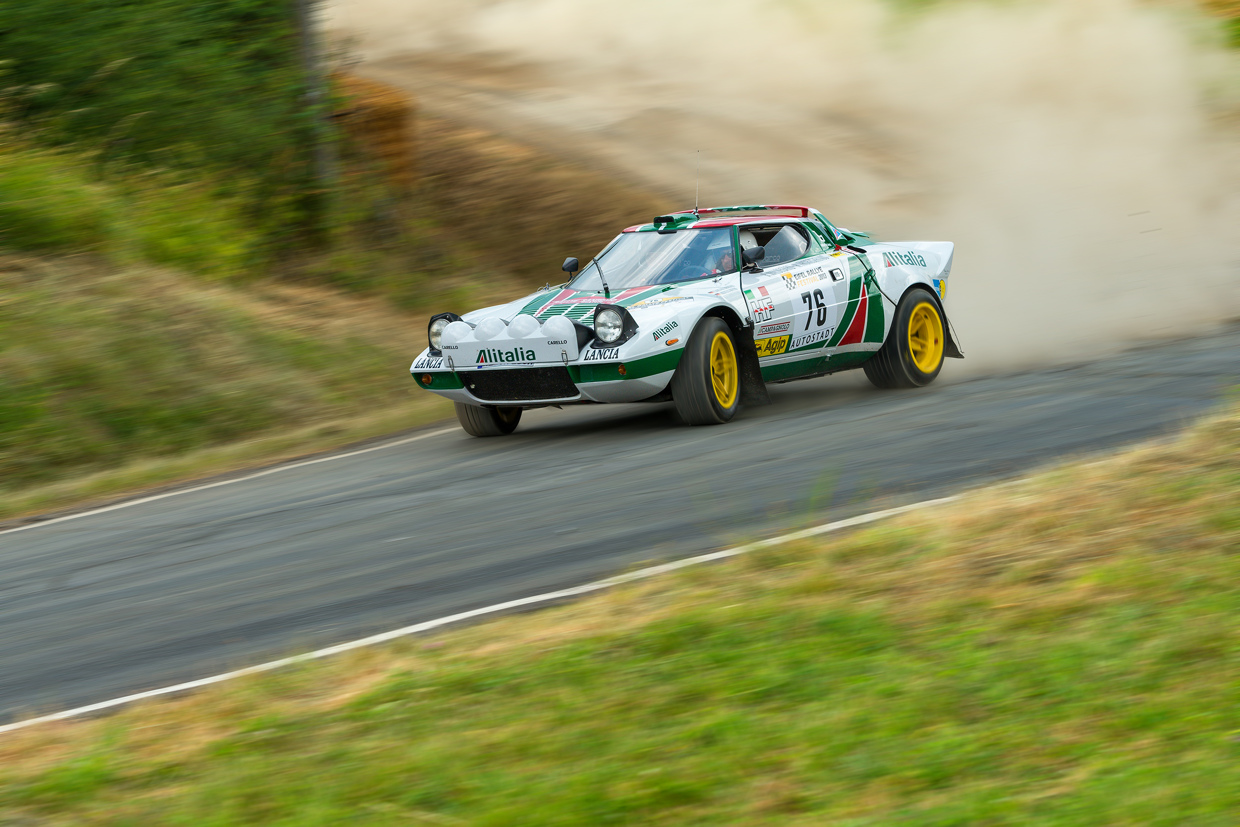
[801,289,828,329]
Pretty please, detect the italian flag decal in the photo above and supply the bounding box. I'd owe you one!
[824,258,885,349]
[837,283,869,346]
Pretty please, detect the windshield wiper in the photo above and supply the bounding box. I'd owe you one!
[592,254,612,300]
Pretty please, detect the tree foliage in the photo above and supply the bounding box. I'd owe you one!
[0,0,322,239]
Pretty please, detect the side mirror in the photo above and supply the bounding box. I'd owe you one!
[562,257,580,274]
[741,246,765,270]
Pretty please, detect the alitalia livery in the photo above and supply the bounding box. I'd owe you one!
[411,205,962,436]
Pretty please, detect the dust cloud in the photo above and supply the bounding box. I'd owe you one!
[328,0,1240,374]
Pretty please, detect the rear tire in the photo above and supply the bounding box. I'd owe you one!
[454,403,522,437]
[671,317,741,425]
[863,287,945,389]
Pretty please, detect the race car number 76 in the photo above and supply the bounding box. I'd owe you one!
[801,289,828,329]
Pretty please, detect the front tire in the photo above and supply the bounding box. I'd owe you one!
[863,287,945,389]
[454,403,522,437]
[671,317,741,425]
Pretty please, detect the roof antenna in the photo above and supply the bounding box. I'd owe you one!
[694,150,700,218]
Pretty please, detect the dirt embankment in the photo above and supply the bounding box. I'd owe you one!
[330,0,1240,375]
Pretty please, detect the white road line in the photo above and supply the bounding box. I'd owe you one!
[0,495,955,736]
[0,428,457,537]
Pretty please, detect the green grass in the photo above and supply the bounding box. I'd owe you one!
[0,141,261,277]
[3,405,1237,825]
[0,253,443,494]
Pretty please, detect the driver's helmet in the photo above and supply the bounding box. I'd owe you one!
[738,230,759,250]
[705,232,734,271]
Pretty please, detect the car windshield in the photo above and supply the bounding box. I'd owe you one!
[569,227,736,292]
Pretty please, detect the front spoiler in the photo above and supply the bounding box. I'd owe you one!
[413,368,676,407]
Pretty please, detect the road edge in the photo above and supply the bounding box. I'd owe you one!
[0,495,955,735]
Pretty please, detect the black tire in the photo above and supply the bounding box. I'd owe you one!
[863,287,946,389]
[454,402,522,437]
[670,317,741,425]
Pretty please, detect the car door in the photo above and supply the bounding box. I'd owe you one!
[740,225,802,363]
[741,223,850,379]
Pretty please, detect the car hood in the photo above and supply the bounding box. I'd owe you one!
[464,283,708,327]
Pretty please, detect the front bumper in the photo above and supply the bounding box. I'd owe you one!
[412,351,682,406]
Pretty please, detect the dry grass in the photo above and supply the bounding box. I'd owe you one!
[417,115,672,285]
[0,253,458,521]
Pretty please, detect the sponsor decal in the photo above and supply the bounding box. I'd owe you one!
[440,344,460,351]
[413,356,445,370]
[477,346,537,364]
[754,336,790,357]
[934,279,947,299]
[547,339,569,345]
[757,321,791,336]
[791,328,835,350]
[652,320,679,340]
[583,347,620,361]
[780,270,822,291]
[631,295,694,308]
[883,251,928,268]
[743,285,775,322]
[794,287,839,349]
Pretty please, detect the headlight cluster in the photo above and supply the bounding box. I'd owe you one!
[594,308,624,343]
[429,318,449,350]
[591,304,637,348]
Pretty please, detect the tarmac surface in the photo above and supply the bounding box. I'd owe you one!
[2,325,1237,724]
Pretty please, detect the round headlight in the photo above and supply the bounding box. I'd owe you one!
[595,308,624,343]
[429,318,450,350]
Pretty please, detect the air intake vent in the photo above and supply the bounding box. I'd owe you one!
[465,367,579,402]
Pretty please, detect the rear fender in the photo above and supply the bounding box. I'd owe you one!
[895,284,964,360]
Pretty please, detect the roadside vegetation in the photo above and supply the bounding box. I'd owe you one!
[0,0,665,517]
[0,254,453,508]
[2,402,1237,824]
[0,118,663,521]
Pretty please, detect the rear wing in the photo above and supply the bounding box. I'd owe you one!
[674,204,849,245]
[673,204,811,219]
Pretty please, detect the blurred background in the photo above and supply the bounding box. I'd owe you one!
[0,0,1237,502]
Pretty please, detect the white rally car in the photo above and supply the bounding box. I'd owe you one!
[411,205,961,436]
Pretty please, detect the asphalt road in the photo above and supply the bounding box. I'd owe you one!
[3,326,1237,724]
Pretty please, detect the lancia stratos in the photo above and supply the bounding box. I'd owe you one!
[411,205,961,436]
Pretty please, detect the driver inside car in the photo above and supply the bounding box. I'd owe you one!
[701,235,736,276]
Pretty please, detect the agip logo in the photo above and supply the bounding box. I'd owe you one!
[754,336,790,357]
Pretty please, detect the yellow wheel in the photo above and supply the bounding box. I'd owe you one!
[671,317,741,425]
[907,302,944,374]
[709,331,739,409]
[863,287,946,389]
